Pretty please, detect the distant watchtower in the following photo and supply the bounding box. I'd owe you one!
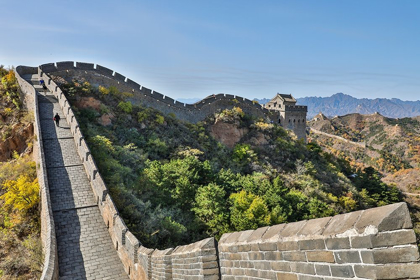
[264,93,308,141]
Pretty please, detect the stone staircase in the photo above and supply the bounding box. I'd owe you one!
[22,74,129,280]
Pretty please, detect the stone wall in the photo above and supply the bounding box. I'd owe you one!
[310,127,367,148]
[15,66,59,280]
[218,202,420,280]
[39,61,272,124]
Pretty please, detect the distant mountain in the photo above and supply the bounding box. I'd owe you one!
[253,98,270,104]
[296,93,420,119]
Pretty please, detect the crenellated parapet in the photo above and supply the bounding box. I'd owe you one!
[38,61,276,126]
[284,105,308,112]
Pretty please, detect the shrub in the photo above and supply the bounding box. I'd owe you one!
[155,114,164,125]
[118,101,133,113]
[98,85,109,95]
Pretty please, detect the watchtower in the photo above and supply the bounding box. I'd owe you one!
[264,93,308,141]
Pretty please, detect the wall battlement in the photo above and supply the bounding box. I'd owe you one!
[18,64,420,280]
[40,61,302,136]
[285,105,308,112]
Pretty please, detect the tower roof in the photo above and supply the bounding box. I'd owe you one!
[268,93,296,104]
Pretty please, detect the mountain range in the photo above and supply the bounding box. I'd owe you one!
[295,93,420,119]
[180,93,420,119]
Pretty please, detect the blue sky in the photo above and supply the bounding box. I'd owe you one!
[2,0,419,101]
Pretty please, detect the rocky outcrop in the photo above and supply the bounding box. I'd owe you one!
[210,122,248,148]
[0,123,33,161]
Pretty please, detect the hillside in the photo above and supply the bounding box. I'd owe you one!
[53,76,405,249]
[308,112,420,173]
[297,93,420,118]
[0,66,41,279]
[308,112,420,242]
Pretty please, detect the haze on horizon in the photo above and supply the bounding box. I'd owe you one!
[2,0,419,101]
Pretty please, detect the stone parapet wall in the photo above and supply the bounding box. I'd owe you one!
[39,61,276,125]
[285,105,308,112]
[310,127,367,148]
[15,66,59,280]
[218,202,420,280]
[171,238,220,280]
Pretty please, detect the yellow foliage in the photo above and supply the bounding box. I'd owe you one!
[339,194,357,212]
[1,175,39,212]
[1,71,17,89]
[253,121,273,131]
[99,85,109,95]
[4,107,12,115]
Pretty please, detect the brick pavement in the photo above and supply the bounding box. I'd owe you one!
[28,75,129,280]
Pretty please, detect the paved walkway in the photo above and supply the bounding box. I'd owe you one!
[24,75,129,280]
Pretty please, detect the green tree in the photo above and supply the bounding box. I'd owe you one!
[193,183,230,238]
[229,190,270,231]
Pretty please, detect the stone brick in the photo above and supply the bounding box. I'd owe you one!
[371,230,417,247]
[259,242,277,251]
[299,239,325,250]
[262,224,286,241]
[375,263,420,279]
[264,251,283,260]
[355,202,412,233]
[253,261,271,270]
[351,235,372,249]
[371,246,420,264]
[283,251,307,262]
[258,269,276,279]
[276,272,298,280]
[247,226,269,242]
[248,251,264,260]
[306,251,334,263]
[278,241,299,251]
[315,264,331,276]
[322,210,362,236]
[239,260,253,269]
[237,244,251,252]
[361,251,374,264]
[290,262,315,274]
[330,265,355,278]
[237,230,254,242]
[325,237,350,250]
[271,261,291,272]
[354,264,376,279]
[297,216,331,236]
[299,275,324,280]
[334,250,361,264]
[281,220,307,237]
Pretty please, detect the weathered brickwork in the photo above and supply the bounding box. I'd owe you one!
[17,64,420,280]
[218,202,420,280]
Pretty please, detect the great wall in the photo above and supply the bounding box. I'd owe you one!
[14,62,420,280]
